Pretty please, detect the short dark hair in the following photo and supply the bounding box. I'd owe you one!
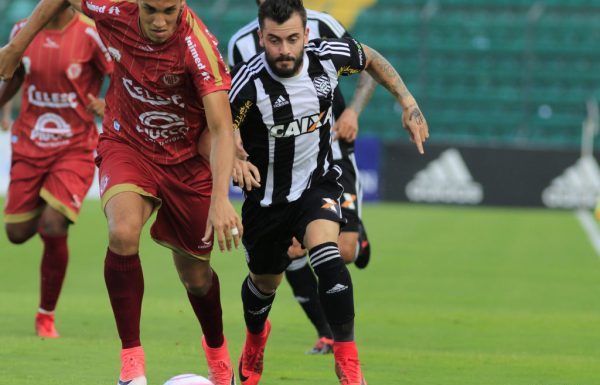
[258,0,307,29]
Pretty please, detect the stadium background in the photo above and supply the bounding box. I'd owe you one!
[1,0,599,208]
[1,1,600,384]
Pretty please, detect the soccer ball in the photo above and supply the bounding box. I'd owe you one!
[163,374,213,385]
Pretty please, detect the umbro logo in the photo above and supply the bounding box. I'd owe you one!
[118,380,132,385]
[326,283,348,294]
[273,95,290,108]
[542,155,600,209]
[406,148,483,205]
[43,37,59,49]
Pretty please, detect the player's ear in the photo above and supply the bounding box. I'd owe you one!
[304,27,309,44]
[258,29,265,47]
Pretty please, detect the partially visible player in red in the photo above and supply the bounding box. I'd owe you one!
[0,1,241,385]
[1,6,112,338]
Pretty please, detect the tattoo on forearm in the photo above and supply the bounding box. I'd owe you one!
[349,72,377,115]
[367,48,411,102]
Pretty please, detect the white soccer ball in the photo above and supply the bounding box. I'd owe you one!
[163,374,213,385]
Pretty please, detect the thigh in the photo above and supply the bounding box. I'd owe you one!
[241,200,294,275]
[41,151,96,223]
[4,157,47,224]
[335,157,361,233]
[293,175,345,247]
[96,139,161,212]
[150,157,213,260]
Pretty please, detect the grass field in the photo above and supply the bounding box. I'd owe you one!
[1,200,600,385]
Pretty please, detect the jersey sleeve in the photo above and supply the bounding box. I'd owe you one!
[229,64,256,132]
[183,12,231,99]
[307,38,367,76]
[81,0,120,21]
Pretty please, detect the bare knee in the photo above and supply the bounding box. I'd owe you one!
[39,208,69,237]
[182,268,213,297]
[338,232,359,264]
[5,222,38,244]
[250,273,283,295]
[108,221,142,255]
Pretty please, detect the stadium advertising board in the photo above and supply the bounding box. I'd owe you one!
[382,142,600,209]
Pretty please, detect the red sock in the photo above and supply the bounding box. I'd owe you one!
[39,234,69,312]
[187,271,224,348]
[104,248,144,349]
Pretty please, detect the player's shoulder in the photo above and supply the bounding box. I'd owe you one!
[228,18,259,48]
[306,9,346,35]
[229,54,265,100]
[180,7,217,44]
[306,38,353,57]
[76,13,97,28]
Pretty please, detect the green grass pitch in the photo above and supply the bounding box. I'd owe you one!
[1,200,600,384]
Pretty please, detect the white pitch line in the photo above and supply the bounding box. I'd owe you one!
[576,210,600,257]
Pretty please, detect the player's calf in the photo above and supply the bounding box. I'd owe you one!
[308,242,355,342]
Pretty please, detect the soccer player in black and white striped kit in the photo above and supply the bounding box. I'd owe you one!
[228,0,377,356]
[231,1,429,384]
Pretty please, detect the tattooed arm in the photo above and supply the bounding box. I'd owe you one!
[362,44,429,154]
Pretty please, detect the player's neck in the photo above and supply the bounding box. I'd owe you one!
[45,9,75,31]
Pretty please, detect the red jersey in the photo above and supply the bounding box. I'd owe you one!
[11,14,113,158]
[81,0,231,165]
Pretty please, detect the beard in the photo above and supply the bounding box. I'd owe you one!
[266,53,304,78]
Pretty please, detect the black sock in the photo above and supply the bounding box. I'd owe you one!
[309,242,355,342]
[285,257,333,338]
[241,275,275,335]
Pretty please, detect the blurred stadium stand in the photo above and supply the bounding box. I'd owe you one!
[1,0,598,149]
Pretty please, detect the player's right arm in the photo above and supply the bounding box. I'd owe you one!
[0,0,79,81]
[1,101,12,131]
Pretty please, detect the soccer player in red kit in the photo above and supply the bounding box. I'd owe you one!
[2,7,112,338]
[0,1,242,385]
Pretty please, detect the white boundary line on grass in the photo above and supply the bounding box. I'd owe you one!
[576,210,600,257]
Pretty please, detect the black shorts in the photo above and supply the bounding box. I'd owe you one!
[241,173,345,275]
[335,155,362,233]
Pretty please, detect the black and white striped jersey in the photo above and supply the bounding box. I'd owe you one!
[227,9,355,162]
[229,38,367,207]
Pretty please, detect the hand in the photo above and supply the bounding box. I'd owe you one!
[233,158,261,191]
[287,237,307,259]
[0,44,24,82]
[202,196,243,252]
[86,93,105,117]
[0,116,12,131]
[332,108,359,142]
[402,103,429,154]
[234,129,249,160]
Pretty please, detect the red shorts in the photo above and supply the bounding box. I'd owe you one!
[96,139,214,259]
[4,150,95,224]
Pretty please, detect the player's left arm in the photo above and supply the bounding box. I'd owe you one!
[316,14,377,142]
[1,101,12,131]
[362,44,429,154]
[334,71,377,142]
[202,90,243,252]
